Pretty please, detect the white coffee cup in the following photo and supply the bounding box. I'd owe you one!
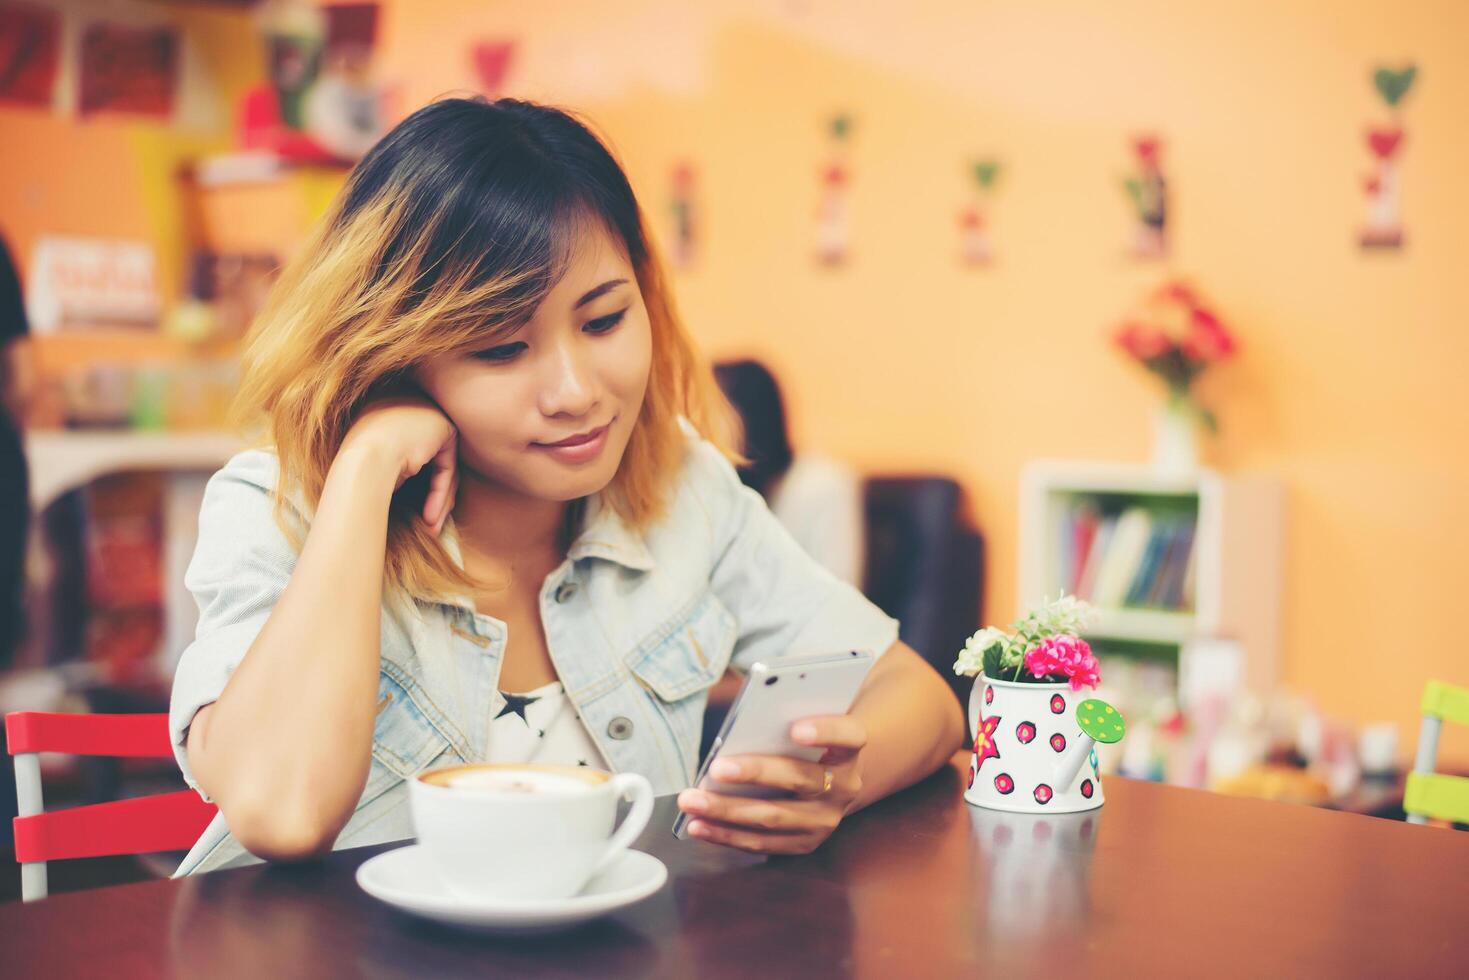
[409,763,654,904]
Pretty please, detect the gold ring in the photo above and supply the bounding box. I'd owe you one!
[821,769,834,795]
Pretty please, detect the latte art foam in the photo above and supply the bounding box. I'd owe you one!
[420,764,606,795]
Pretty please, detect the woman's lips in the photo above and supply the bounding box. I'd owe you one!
[533,423,610,464]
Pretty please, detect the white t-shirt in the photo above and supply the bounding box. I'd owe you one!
[768,454,865,588]
[485,681,608,769]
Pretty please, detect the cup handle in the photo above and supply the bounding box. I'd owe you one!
[591,772,654,877]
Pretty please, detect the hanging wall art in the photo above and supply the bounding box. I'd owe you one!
[1360,64,1417,251]
[958,158,1002,266]
[1122,135,1167,260]
[815,113,854,267]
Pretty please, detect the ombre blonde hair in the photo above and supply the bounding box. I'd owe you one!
[231,97,737,603]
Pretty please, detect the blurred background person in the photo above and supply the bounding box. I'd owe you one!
[715,359,864,587]
[0,232,32,671]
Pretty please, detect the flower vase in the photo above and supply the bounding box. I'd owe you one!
[1151,400,1199,474]
[964,675,1104,813]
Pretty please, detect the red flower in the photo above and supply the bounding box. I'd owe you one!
[1116,322,1169,361]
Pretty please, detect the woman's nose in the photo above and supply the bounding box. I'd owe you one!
[538,341,597,419]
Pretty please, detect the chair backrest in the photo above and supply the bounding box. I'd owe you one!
[862,476,984,708]
[6,711,218,901]
[1405,681,1469,826]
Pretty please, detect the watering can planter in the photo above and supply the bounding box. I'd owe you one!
[964,675,1126,814]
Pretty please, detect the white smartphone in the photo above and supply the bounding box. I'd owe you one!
[673,649,876,840]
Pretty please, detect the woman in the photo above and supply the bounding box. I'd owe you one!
[0,233,32,670]
[714,359,865,588]
[170,97,962,875]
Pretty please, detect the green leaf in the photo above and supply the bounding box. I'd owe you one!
[1374,65,1417,108]
[982,643,1004,679]
[973,159,1000,189]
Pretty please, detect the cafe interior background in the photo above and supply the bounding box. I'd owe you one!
[1,0,1465,898]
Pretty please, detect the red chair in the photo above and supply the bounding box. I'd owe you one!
[6,711,218,902]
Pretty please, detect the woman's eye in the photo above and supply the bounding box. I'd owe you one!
[584,308,628,335]
[473,341,527,362]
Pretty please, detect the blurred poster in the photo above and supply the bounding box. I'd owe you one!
[79,21,179,117]
[0,3,61,107]
[25,237,160,332]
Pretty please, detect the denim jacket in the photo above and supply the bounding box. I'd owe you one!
[168,435,898,875]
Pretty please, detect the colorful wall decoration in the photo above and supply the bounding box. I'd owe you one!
[472,39,517,97]
[1360,64,1416,251]
[0,3,61,108]
[1122,135,1167,259]
[958,158,1001,266]
[814,112,853,267]
[78,21,180,118]
[669,160,698,270]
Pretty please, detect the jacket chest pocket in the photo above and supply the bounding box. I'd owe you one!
[626,592,738,780]
[362,668,460,807]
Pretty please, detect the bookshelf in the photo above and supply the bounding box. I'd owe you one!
[1018,461,1284,695]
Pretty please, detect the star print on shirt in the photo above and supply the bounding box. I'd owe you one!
[495,692,541,725]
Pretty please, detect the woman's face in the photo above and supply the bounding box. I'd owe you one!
[414,223,653,503]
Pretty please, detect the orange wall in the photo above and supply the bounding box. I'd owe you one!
[4,1,1466,765]
[373,0,1469,763]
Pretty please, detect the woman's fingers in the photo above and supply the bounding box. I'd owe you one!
[708,752,859,797]
[790,715,868,753]
[678,789,840,834]
[682,817,822,855]
[422,431,458,529]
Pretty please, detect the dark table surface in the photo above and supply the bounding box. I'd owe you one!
[4,751,1468,979]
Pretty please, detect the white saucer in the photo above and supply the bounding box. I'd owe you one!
[356,845,668,932]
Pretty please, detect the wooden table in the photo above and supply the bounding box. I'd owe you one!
[4,752,1467,978]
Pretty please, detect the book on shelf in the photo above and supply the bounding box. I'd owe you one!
[1059,500,1196,613]
[1092,508,1152,608]
[1065,503,1099,595]
[1075,513,1115,600]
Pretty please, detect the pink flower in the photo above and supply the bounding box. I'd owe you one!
[1023,635,1101,692]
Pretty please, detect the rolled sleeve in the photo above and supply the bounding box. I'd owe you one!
[168,451,300,800]
[691,441,898,672]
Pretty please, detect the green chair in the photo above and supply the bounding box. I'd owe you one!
[1405,680,1469,825]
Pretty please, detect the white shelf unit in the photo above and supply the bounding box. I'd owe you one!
[1018,461,1285,695]
[24,429,246,673]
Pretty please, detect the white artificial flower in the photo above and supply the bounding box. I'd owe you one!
[1028,592,1097,637]
[953,626,1008,676]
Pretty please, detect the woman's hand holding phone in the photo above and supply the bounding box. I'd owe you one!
[675,714,868,855]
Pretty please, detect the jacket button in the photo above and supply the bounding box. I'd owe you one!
[607,717,634,740]
[554,581,579,604]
